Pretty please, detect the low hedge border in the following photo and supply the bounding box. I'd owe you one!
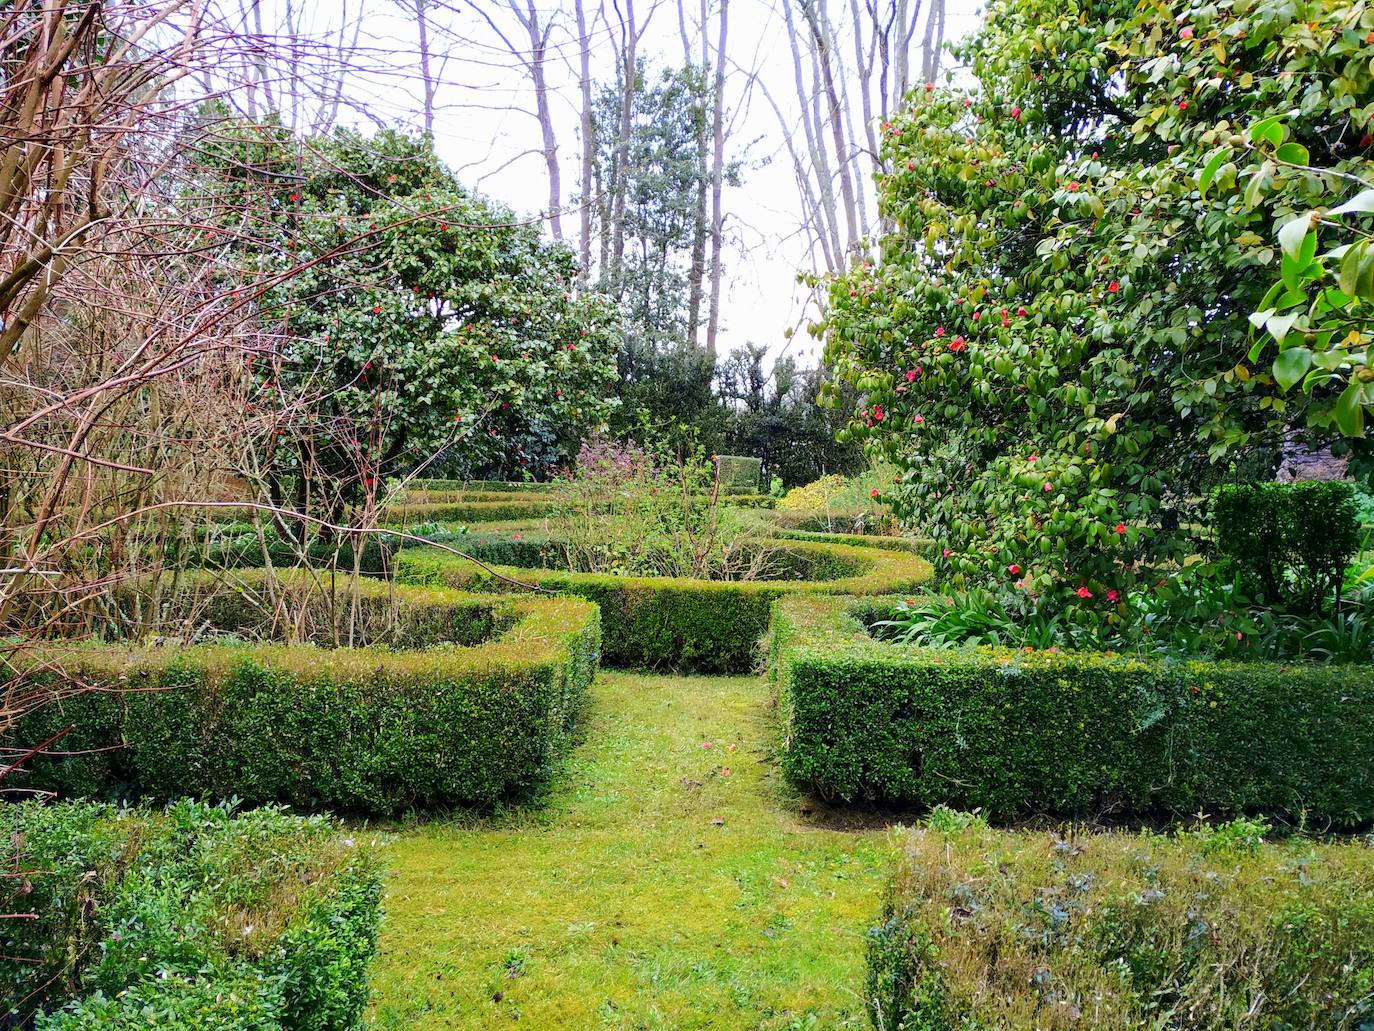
[5,799,381,1030]
[768,594,1374,823]
[867,821,1374,1029]
[379,497,556,524]
[402,479,555,493]
[14,572,600,814]
[396,539,932,674]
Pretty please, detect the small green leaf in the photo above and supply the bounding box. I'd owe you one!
[1335,381,1366,437]
[1331,188,1374,216]
[1274,141,1309,166]
[1248,115,1284,147]
[1272,346,1312,391]
[1198,147,1231,197]
[1277,216,1310,261]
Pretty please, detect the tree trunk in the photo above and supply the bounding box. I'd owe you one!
[801,0,859,259]
[704,0,729,358]
[575,0,596,281]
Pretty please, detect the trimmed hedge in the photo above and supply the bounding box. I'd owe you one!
[867,821,1374,1030]
[397,539,931,674]
[379,497,556,524]
[13,572,600,813]
[1212,480,1361,613]
[401,479,555,493]
[769,594,1374,822]
[4,799,381,1030]
[714,455,762,494]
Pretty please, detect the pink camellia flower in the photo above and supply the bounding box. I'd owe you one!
[1114,522,1127,535]
[1107,589,1120,602]
[1043,481,1053,492]
[1028,454,1038,463]
[913,414,925,424]
[1067,181,1080,191]
[950,337,967,352]
[972,310,982,321]
[925,82,934,92]
[1007,564,1020,575]
[1017,306,1028,316]
[942,548,952,557]
[1011,105,1022,119]
[935,326,946,337]
[1076,586,1094,599]
[873,405,885,421]
[720,767,731,777]
[906,369,918,382]
[871,488,880,498]
[1180,25,1193,38]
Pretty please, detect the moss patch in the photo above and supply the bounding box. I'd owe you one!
[368,671,895,1029]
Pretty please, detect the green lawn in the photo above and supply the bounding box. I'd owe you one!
[367,672,898,1029]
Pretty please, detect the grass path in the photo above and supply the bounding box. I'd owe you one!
[367,672,897,1029]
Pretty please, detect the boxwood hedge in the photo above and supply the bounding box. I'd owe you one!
[397,539,931,674]
[867,821,1374,1030]
[12,572,600,814]
[769,594,1374,823]
[4,799,381,1030]
[379,496,556,524]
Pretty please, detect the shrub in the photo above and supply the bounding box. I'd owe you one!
[398,539,931,673]
[768,595,1374,822]
[11,572,600,813]
[3,799,381,1030]
[867,822,1374,1030]
[713,455,761,494]
[1212,481,1361,614]
[379,497,555,524]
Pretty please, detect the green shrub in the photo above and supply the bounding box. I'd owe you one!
[398,540,931,674]
[867,822,1374,1030]
[2,799,381,1029]
[713,455,761,494]
[11,573,600,813]
[401,479,555,493]
[1212,480,1361,613]
[769,595,1374,822]
[379,497,555,524]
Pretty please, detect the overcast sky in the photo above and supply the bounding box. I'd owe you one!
[261,0,984,369]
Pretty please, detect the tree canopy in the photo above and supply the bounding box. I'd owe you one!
[819,0,1374,613]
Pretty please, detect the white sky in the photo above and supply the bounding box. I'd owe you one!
[254,0,983,369]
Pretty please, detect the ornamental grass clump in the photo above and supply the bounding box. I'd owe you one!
[867,819,1374,1031]
[550,437,780,581]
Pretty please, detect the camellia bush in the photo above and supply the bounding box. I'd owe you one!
[817,0,1374,618]
[200,124,619,519]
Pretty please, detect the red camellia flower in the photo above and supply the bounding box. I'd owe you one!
[1107,589,1120,602]
[1178,100,1188,110]
[906,369,917,382]
[872,405,884,421]
[1017,306,1028,316]
[925,82,934,92]
[1076,586,1094,599]
[372,304,381,313]
[1114,522,1126,535]
[950,336,967,352]
[1108,281,1120,293]
[1007,564,1020,575]
[870,488,880,498]
[1011,105,1021,119]
[972,310,981,321]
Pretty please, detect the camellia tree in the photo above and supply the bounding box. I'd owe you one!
[201,125,619,521]
[818,0,1374,619]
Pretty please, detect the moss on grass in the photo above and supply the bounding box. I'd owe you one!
[368,671,894,1029]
